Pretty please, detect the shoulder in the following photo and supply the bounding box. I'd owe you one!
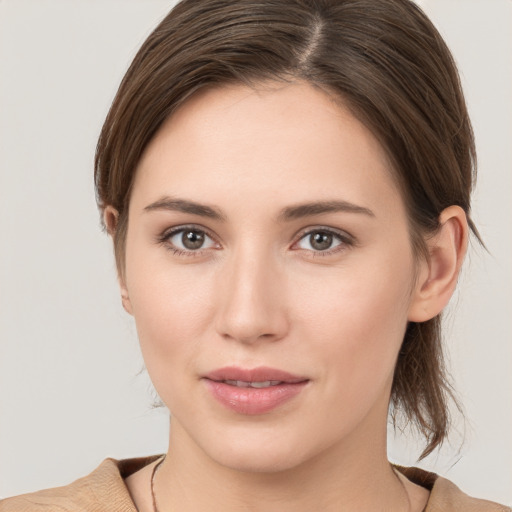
[0,456,161,512]
[396,465,511,512]
[427,476,511,512]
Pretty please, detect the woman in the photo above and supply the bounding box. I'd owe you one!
[1,0,509,510]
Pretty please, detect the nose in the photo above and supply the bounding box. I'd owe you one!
[215,246,289,345]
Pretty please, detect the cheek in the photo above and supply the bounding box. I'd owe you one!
[293,254,413,398]
[129,273,217,413]
[133,276,213,337]
[124,243,217,383]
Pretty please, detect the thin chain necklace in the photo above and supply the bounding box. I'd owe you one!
[150,456,414,512]
[150,455,166,512]
[394,468,413,512]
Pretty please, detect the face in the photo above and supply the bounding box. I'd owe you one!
[121,81,424,473]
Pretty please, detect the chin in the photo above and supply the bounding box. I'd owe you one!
[216,447,307,474]
[198,425,317,474]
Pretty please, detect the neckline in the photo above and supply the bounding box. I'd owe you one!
[119,457,437,512]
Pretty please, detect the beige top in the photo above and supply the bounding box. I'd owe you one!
[1,456,510,511]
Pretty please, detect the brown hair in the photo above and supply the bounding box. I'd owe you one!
[95,0,479,459]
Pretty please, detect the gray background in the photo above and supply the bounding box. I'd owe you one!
[1,0,511,504]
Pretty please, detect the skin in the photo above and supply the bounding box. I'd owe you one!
[107,81,467,511]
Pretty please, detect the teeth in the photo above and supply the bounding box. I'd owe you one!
[224,380,282,388]
[250,380,281,388]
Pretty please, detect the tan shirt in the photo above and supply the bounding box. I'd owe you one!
[1,456,509,511]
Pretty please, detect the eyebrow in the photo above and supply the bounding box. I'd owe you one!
[143,197,226,221]
[143,197,374,222]
[278,200,375,221]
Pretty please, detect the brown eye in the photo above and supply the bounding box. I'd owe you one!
[182,230,205,250]
[295,229,344,252]
[166,227,217,252]
[310,232,333,251]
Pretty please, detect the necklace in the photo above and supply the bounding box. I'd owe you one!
[394,468,413,512]
[151,456,414,512]
[151,455,166,512]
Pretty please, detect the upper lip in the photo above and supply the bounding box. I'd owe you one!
[204,366,308,383]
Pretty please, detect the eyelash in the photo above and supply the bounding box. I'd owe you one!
[156,225,354,258]
[156,225,220,257]
[292,227,354,258]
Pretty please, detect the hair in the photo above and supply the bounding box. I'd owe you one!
[95,0,480,459]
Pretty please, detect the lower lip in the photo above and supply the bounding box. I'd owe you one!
[203,379,308,415]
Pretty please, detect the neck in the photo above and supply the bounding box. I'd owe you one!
[154,418,409,512]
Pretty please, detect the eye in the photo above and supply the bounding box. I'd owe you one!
[294,229,349,253]
[162,227,218,253]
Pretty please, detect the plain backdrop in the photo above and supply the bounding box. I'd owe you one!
[0,0,511,504]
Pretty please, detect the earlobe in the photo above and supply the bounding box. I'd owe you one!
[120,291,133,315]
[103,206,134,316]
[408,206,469,322]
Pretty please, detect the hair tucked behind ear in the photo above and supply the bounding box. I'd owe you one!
[95,0,480,459]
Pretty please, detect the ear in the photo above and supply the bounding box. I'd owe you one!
[103,205,119,236]
[103,206,133,316]
[408,206,469,322]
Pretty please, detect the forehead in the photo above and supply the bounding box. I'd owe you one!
[131,80,404,220]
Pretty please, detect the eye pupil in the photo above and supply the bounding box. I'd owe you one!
[182,230,205,250]
[310,232,333,251]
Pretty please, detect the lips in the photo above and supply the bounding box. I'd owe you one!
[205,366,307,384]
[202,366,309,415]
[223,380,283,388]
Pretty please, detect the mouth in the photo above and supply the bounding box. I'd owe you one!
[204,366,308,384]
[222,380,285,388]
[202,366,309,415]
